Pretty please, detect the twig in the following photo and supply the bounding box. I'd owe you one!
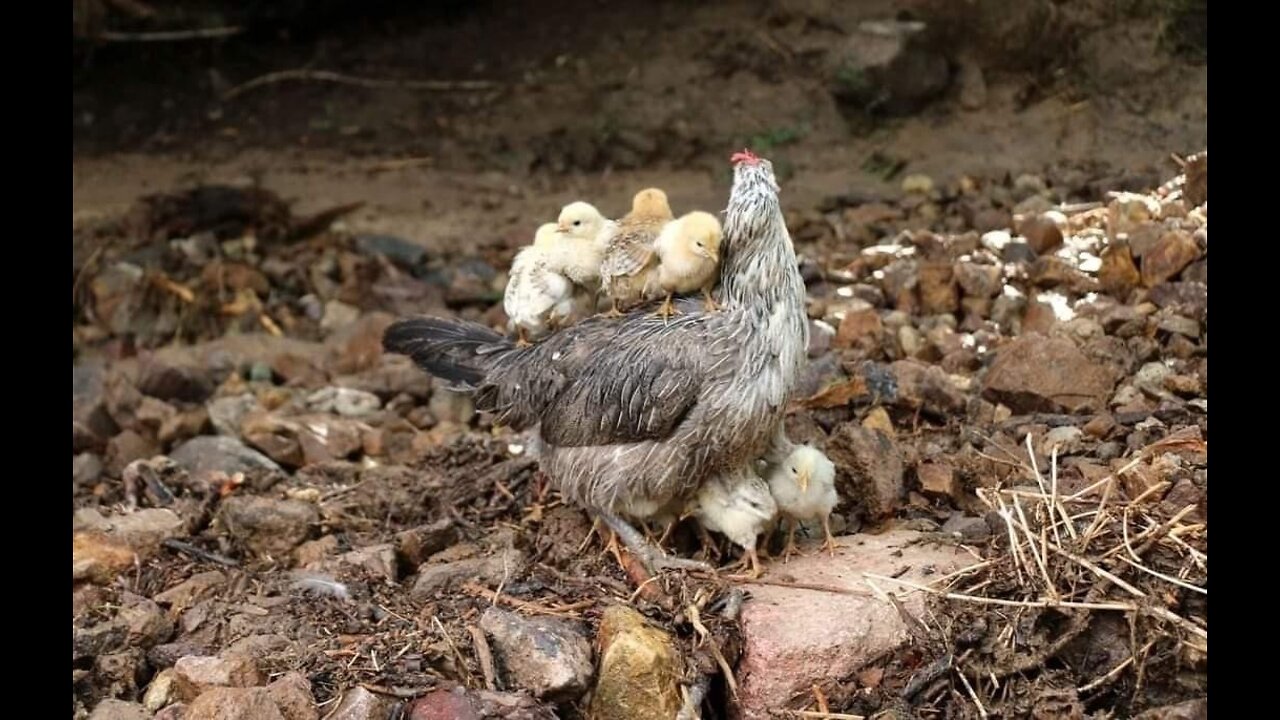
[718,574,873,597]
[358,683,433,699]
[956,667,989,719]
[787,712,865,720]
[161,538,239,567]
[99,26,242,42]
[458,581,587,618]
[1078,640,1156,692]
[467,625,498,691]
[222,69,497,101]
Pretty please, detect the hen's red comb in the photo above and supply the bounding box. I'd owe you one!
[731,148,760,165]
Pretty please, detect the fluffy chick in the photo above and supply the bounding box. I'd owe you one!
[765,444,839,560]
[650,210,723,315]
[502,219,601,346]
[690,465,778,577]
[599,188,674,316]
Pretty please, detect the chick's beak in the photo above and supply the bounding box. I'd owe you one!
[797,468,810,493]
[555,221,569,233]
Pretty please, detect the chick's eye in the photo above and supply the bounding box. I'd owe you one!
[573,220,582,227]
[789,467,798,474]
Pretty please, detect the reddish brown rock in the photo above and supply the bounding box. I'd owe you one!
[982,334,1118,414]
[174,654,264,701]
[917,261,959,314]
[1019,213,1065,255]
[1098,242,1142,296]
[734,531,976,720]
[184,687,284,720]
[1141,230,1200,287]
[826,423,904,520]
[916,461,960,501]
[835,307,882,349]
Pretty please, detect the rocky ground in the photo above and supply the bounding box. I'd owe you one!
[73,2,1206,718]
[72,150,1208,719]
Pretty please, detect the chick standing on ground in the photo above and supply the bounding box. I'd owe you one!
[599,188,673,316]
[765,443,839,560]
[502,209,607,346]
[650,211,724,315]
[690,465,778,577]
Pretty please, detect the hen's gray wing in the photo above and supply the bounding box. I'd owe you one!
[480,313,707,447]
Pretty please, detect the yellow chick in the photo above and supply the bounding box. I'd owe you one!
[502,219,602,346]
[599,188,674,316]
[689,465,778,578]
[649,211,723,316]
[764,445,840,560]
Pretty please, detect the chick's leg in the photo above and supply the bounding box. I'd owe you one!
[782,518,799,563]
[515,326,532,347]
[604,299,624,318]
[821,514,838,557]
[598,510,711,574]
[654,293,680,320]
[702,288,721,312]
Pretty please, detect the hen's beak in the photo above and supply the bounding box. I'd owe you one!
[797,468,810,493]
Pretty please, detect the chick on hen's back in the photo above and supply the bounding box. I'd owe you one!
[600,188,674,314]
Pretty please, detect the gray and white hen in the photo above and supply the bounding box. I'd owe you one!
[382,151,808,572]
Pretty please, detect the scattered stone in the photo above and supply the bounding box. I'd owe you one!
[412,547,528,598]
[74,452,104,487]
[171,435,282,474]
[1157,313,1201,338]
[119,593,174,648]
[916,461,959,501]
[329,312,396,374]
[835,305,881,349]
[73,532,137,584]
[153,704,188,720]
[154,571,227,613]
[954,262,1003,298]
[106,429,161,477]
[900,174,934,194]
[917,261,958,314]
[207,394,261,436]
[305,386,382,416]
[407,687,554,720]
[1134,698,1207,720]
[942,513,991,541]
[1182,152,1207,207]
[339,543,399,583]
[480,608,594,702]
[1041,425,1085,455]
[138,359,214,403]
[325,687,394,720]
[265,671,318,720]
[1098,242,1142,297]
[888,360,967,416]
[174,654,264,700]
[220,496,318,559]
[88,699,150,720]
[807,318,835,357]
[591,605,682,720]
[395,519,458,567]
[1108,193,1161,238]
[1141,230,1200,287]
[861,406,895,437]
[956,57,987,110]
[735,531,974,719]
[826,423,904,520]
[1019,213,1064,255]
[982,334,1119,414]
[144,669,181,713]
[184,687,284,720]
[1083,414,1117,439]
[429,388,475,425]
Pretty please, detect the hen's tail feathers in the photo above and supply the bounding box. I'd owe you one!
[382,317,512,389]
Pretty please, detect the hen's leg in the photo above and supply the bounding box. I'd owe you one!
[598,510,711,574]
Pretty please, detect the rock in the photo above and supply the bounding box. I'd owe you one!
[174,654,264,700]
[321,300,361,332]
[1041,426,1085,455]
[305,386,382,416]
[834,305,882,349]
[265,671,318,720]
[941,513,991,541]
[982,334,1118,414]
[339,543,399,583]
[861,407,895,437]
[138,359,214,403]
[916,461,959,501]
[735,530,975,719]
[807,319,835,357]
[329,312,396,375]
[1157,313,1200,339]
[1182,152,1207,207]
[74,361,118,440]
[220,496,318,558]
[1098,242,1141,296]
[185,687,284,720]
[357,234,428,268]
[87,699,150,720]
[1019,213,1064,255]
[207,394,261,436]
[889,360,967,416]
[119,593,174,648]
[154,571,226,613]
[395,519,458,566]
[897,325,926,358]
[325,686,394,720]
[406,687,555,720]
[591,605,682,720]
[106,430,161,477]
[1107,193,1161,238]
[1146,281,1207,322]
[954,262,1002,298]
[1141,230,1200,287]
[144,669,181,713]
[480,608,593,701]
[1134,698,1207,720]
[826,423,904,520]
[74,452,104,487]
[109,508,185,553]
[153,704,187,720]
[272,352,329,386]
[171,435,282,474]
[412,547,528,598]
[829,20,951,116]
[73,532,137,583]
[917,262,959,314]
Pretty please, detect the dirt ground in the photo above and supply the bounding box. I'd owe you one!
[72,2,1207,718]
